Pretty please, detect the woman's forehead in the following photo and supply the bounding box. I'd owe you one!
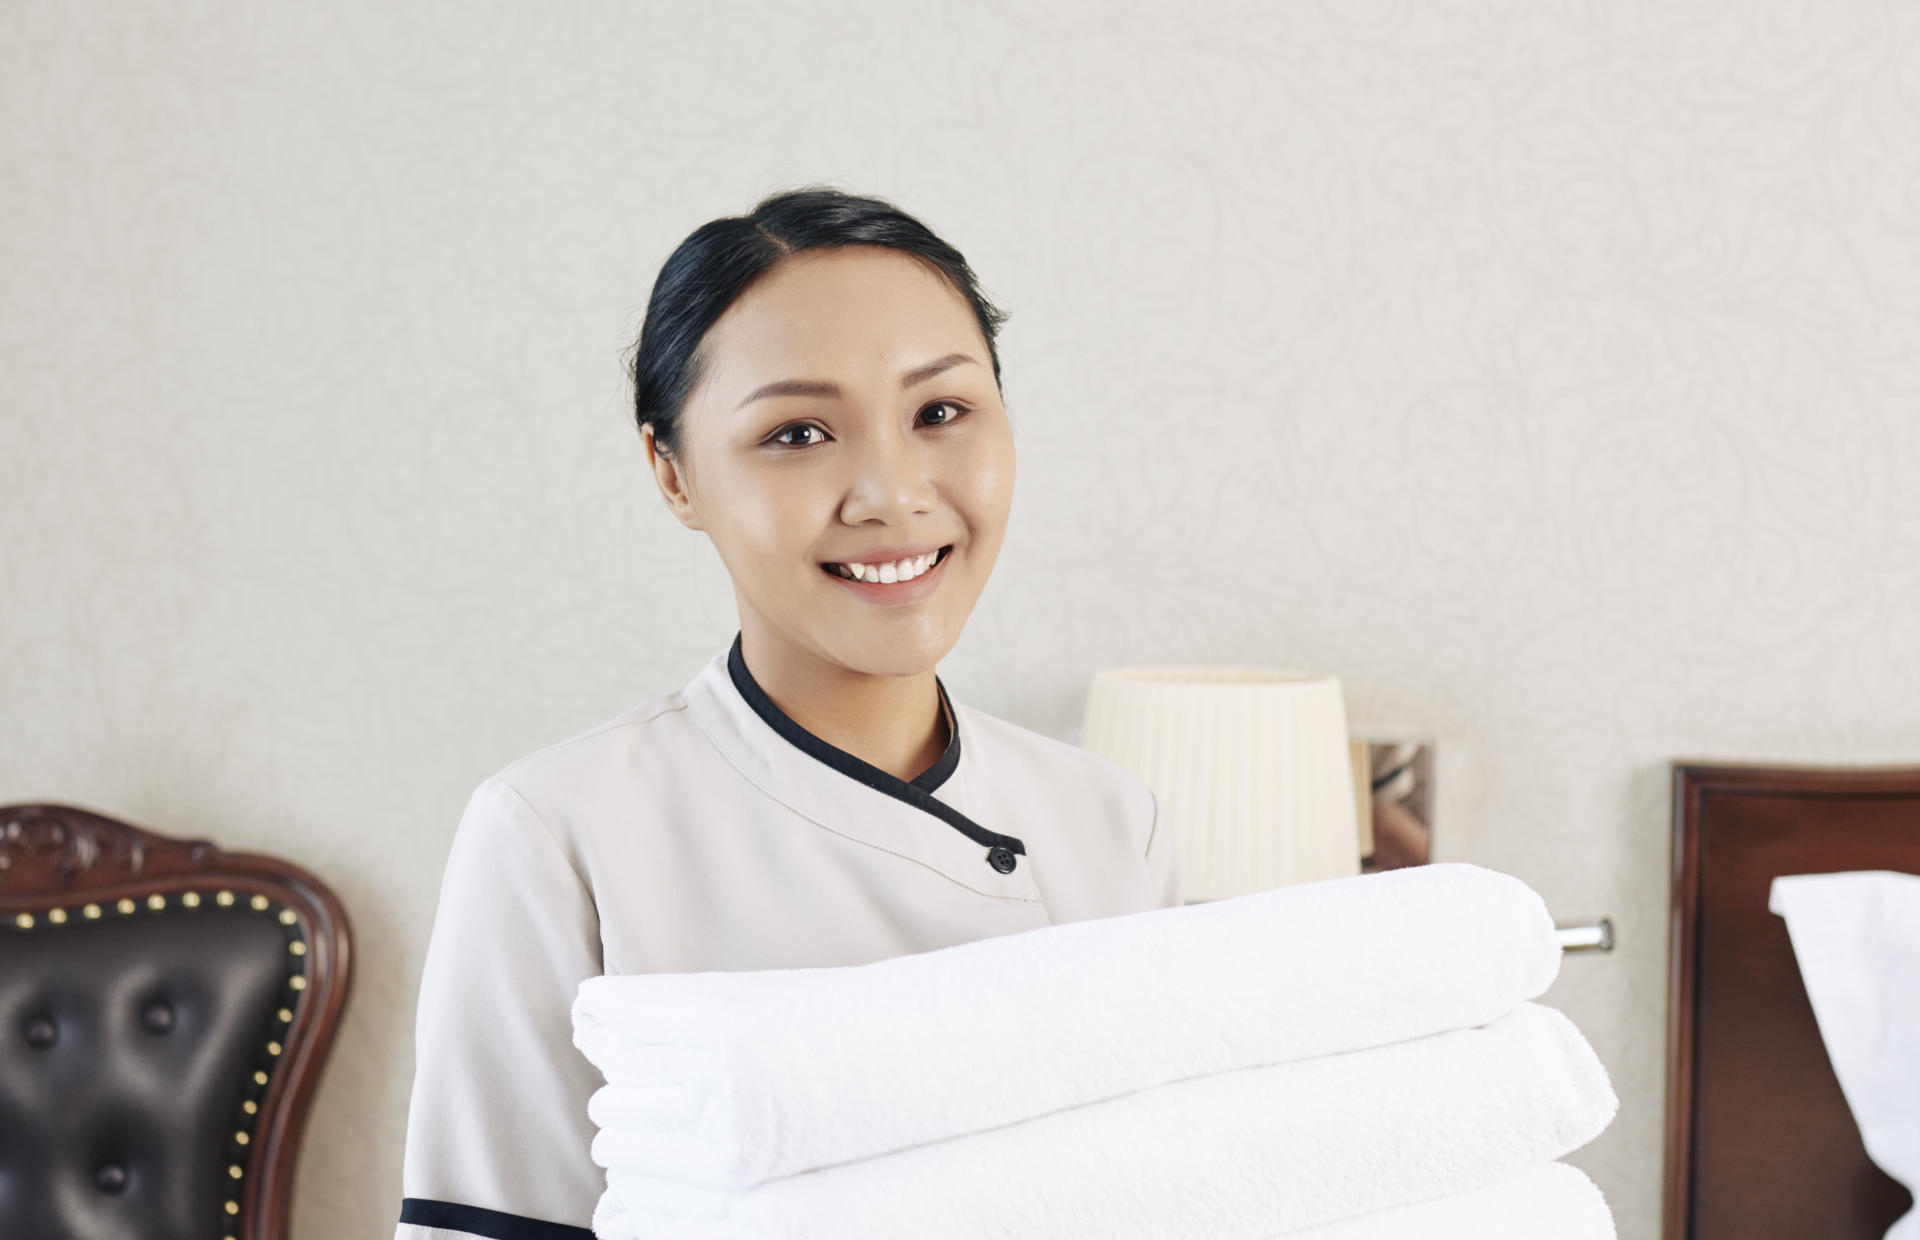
[703,249,982,389]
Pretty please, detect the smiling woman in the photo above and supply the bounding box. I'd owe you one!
[635,212,1016,774]
[391,187,1182,1240]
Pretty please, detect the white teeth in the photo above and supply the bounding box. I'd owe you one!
[835,549,944,583]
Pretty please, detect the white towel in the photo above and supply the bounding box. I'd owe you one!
[587,999,1618,1240]
[571,861,1560,1190]
[1280,1161,1615,1240]
[1769,870,1920,1240]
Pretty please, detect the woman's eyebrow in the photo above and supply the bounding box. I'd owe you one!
[734,353,980,411]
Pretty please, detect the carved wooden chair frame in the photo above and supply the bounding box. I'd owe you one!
[0,802,353,1240]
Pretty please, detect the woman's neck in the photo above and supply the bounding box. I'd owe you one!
[737,623,949,783]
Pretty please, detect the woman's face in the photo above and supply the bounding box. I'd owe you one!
[646,245,1016,678]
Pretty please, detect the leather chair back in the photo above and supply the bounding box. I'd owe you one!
[0,803,352,1240]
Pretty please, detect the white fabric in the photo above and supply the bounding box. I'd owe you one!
[394,635,1182,1239]
[571,860,1562,1190]
[1769,870,1920,1240]
[586,1000,1617,1240]
[1282,1161,1614,1240]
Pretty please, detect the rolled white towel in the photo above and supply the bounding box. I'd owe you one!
[1277,1161,1615,1240]
[571,861,1560,1190]
[588,1000,1618,1240]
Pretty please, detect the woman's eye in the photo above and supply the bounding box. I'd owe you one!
[769,404,966,447]
[771,423,824,448]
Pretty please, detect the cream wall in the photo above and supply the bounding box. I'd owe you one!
[5,4,1918,1237]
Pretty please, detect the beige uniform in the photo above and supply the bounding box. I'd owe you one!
[393,631,1183,1239]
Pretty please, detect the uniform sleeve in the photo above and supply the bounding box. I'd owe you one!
[1141,784,1184,909]
[395,776,605,1240]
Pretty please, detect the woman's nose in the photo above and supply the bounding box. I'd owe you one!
[844,431,935,519]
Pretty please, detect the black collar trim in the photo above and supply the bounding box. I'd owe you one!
[727,632,1024,857]
[398,1198,593,1239]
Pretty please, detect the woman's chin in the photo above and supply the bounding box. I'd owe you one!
[820,618,961,675]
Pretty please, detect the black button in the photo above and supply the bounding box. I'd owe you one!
[94,1161,128,1193]
[141,999,174,1033]
[987,846,1017,873]
[23,1014,57,1048]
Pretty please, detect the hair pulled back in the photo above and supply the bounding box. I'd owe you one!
[630,185,1009,461]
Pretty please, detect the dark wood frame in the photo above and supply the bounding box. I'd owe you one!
[1666,763,1920,1236]
[0,802,353,1240]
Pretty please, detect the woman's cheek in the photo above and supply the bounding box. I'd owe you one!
[960,426,1016,524]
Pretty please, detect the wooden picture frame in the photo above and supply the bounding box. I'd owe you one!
[1664,762,1920,1239]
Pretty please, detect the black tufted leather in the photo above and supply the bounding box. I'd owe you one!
[0,907,294,1240]
[23,1012,58,1048]
[141,998,176,1033]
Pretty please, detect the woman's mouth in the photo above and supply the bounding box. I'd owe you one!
[820,545,954,600]
[822,545,952,583]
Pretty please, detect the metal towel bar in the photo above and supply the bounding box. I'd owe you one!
[1556,919,1614,953]
[1185,900,1615,953]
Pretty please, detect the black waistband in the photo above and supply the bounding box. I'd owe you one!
[399,1198,593,1240]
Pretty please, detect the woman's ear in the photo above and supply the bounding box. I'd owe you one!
[642,423,703,531]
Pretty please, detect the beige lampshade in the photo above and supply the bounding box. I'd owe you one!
[1080,665,1361,900]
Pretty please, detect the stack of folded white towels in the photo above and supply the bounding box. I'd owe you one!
[570,861,1618,1239]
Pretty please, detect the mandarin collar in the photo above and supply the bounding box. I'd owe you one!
[726,631,961,795]
[681,634,1035,893]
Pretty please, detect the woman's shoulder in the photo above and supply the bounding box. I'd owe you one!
[955,700,1155,831]
[502,686,687,767]
[471,684,707,831]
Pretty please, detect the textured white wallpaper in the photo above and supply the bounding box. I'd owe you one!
[5,3,1919,1237]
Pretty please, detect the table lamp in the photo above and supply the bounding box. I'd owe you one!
[1080,665,1362,900]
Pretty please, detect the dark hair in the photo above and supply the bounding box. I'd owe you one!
[630,185,1009,461]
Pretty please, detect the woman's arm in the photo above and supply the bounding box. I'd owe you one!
[393,777,606,1240]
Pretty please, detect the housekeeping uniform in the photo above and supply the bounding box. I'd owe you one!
[393,631,1183,1240]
